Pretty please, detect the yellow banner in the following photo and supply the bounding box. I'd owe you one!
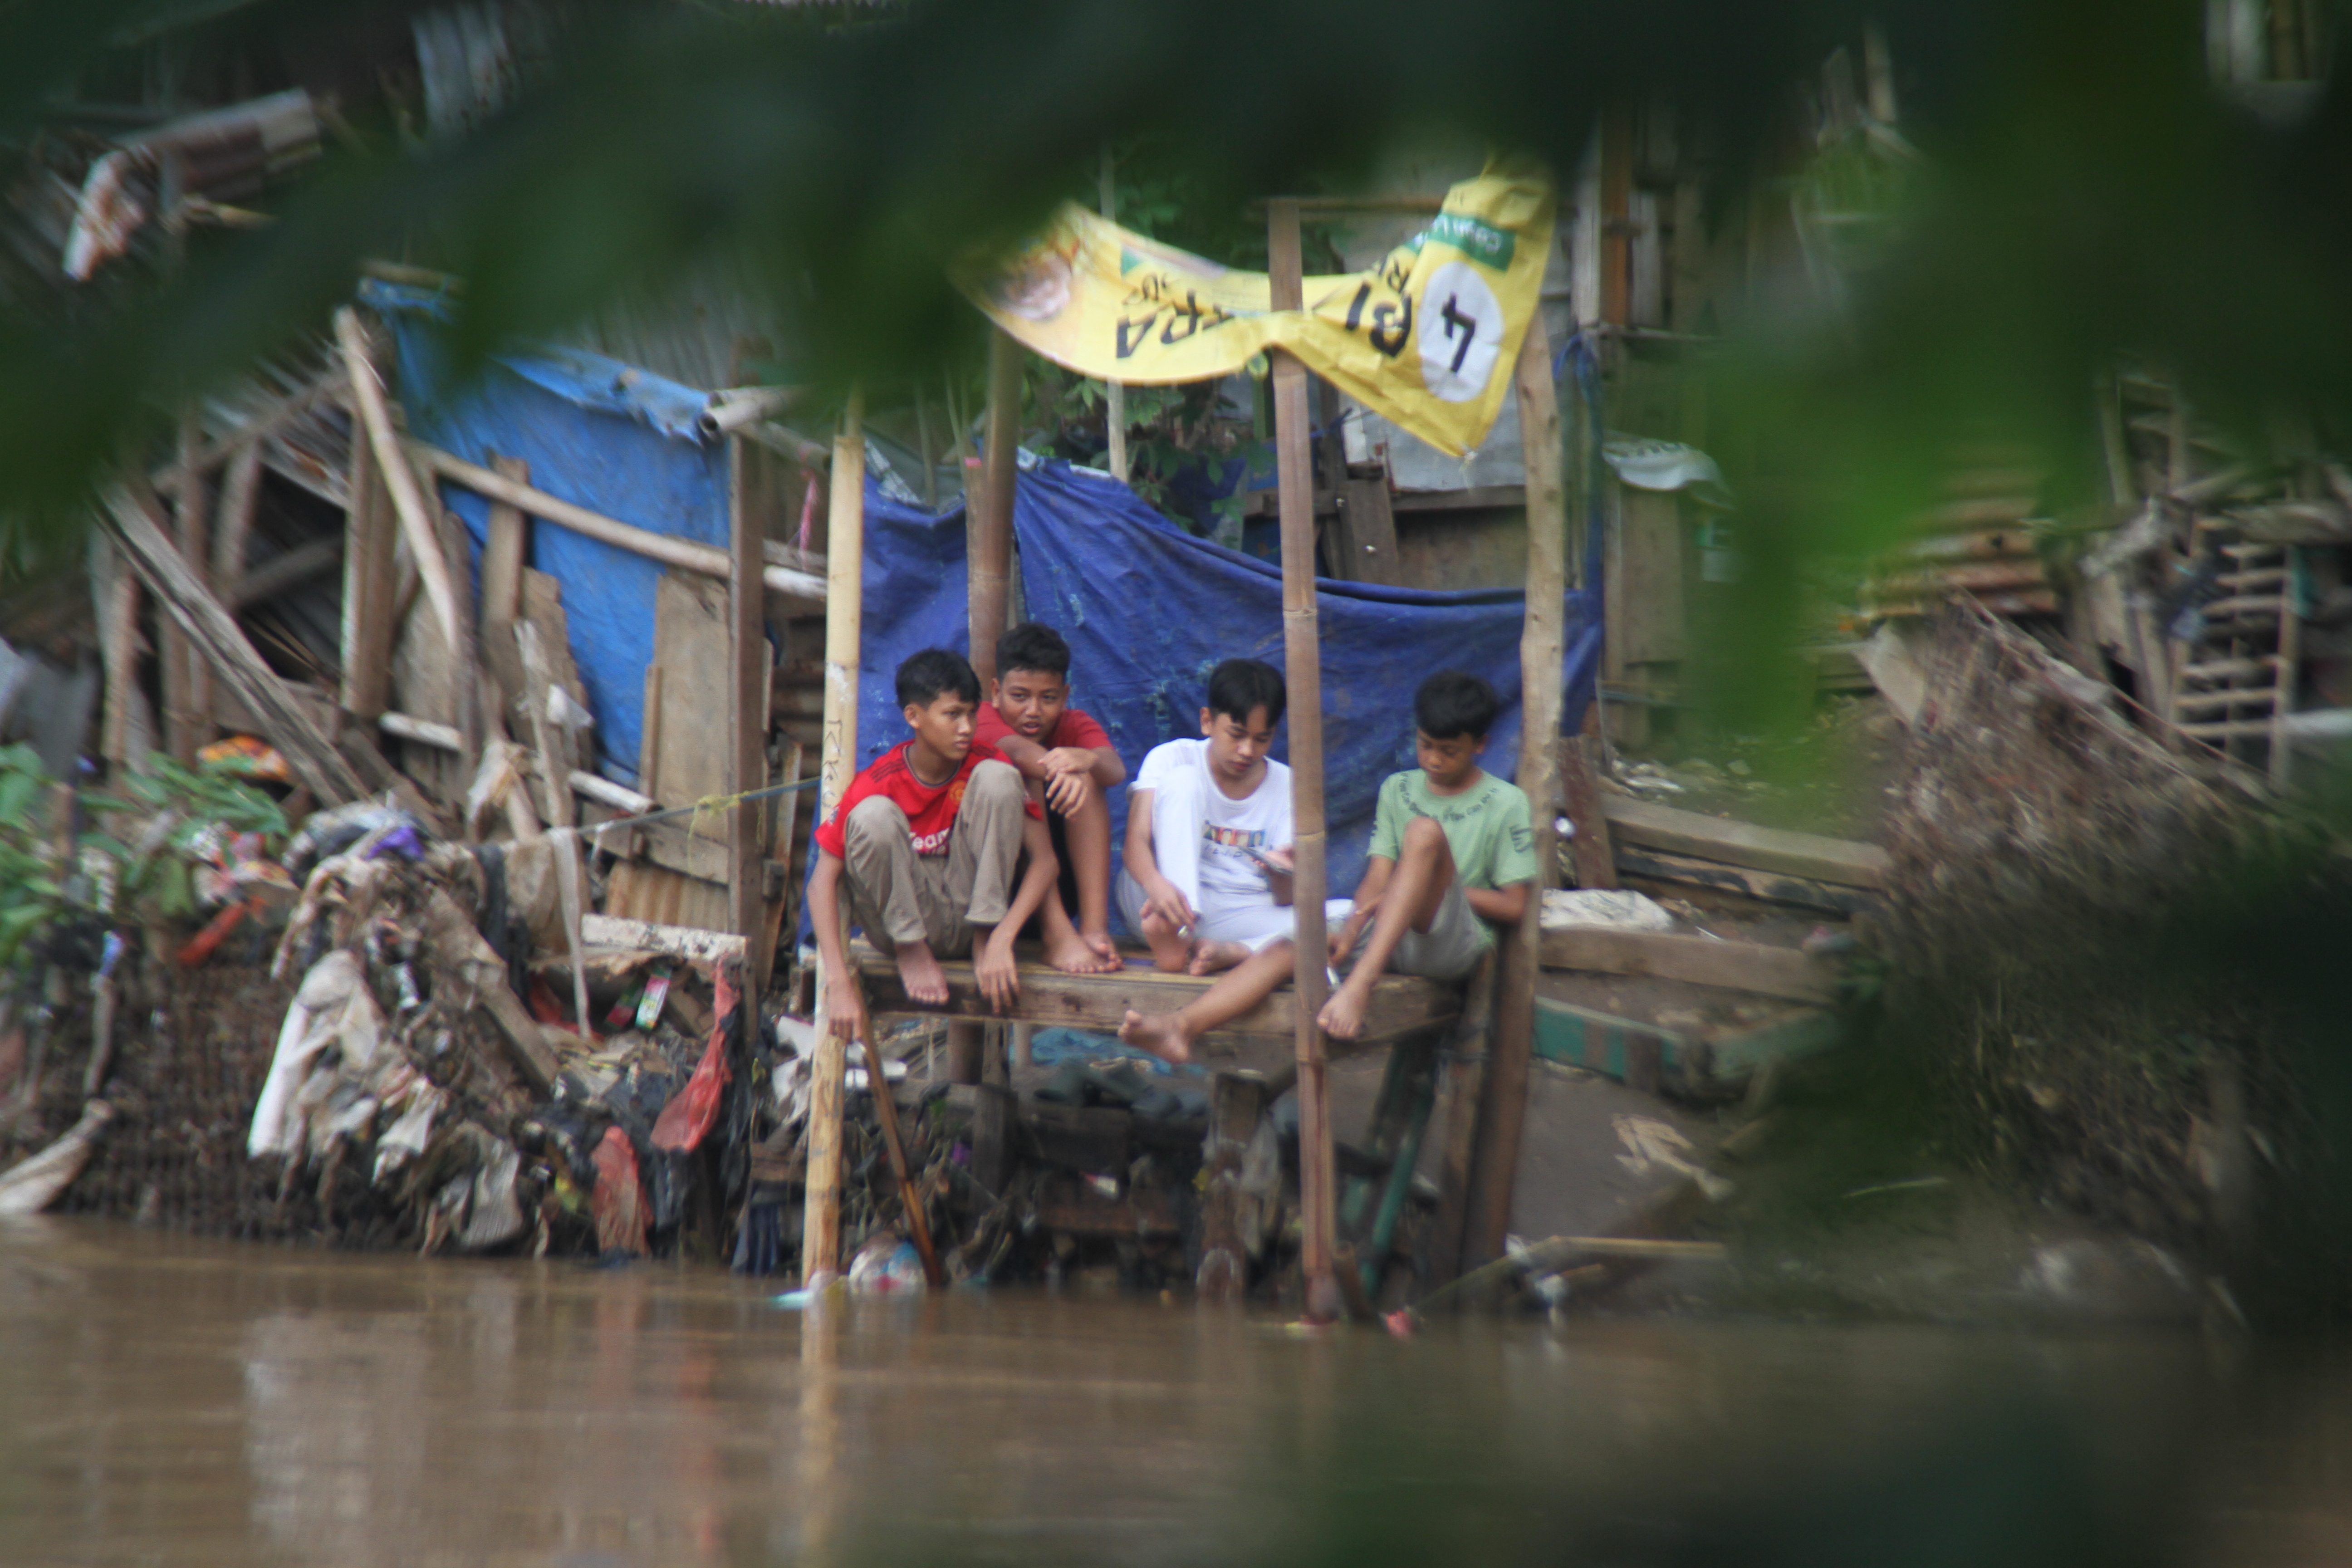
[961,169,1555,459]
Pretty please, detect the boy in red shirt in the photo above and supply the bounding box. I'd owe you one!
[809,648,1058,1046]
[974,622,1126,975]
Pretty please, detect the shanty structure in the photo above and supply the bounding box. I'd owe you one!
[798,194,1578,1312]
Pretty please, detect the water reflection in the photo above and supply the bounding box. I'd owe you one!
[0,1219,2348,1565]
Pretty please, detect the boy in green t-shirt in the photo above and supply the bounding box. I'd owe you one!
[1318,671,1539,1040]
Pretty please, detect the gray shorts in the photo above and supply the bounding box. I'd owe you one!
[1341,877,1489,983]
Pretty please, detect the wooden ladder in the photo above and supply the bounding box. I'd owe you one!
[2171,534,2300,786]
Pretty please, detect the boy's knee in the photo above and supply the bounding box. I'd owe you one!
[965,759,1024,813]
[1402,815,1450,858]
[846,795,908,845]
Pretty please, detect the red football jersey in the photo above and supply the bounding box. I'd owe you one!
[973,701,1112,756]
[813,741,1039,860]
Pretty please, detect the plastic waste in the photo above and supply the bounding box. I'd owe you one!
[847,1235,927,1295]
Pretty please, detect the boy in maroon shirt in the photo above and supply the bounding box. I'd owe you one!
[974,622,1126,975]
[809,648,1058,1046]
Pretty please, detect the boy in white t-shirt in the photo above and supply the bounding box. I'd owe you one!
[1116,659,1322,1063]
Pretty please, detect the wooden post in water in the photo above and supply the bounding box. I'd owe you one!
[1267,198,1342,1323]
[728,434,771,989]
[803,389,865,1284]
[970,328,1021,689]
[1099,143,1128,485]
[1460,311,1568,1272]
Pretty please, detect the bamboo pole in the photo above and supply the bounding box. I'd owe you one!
[338,412,396,719]
[969,329,1021,688]
[728,434,772,987]
[167,412,211,760]
[333,307,463,653]
[803,388,864,1285]
[1099,142,1128,485]
[1268,198,1342,1323]
[1460,312,1567,1273]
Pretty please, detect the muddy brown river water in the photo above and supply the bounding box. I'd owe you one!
[4,1217,2350,1567]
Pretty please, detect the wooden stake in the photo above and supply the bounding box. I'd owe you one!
[479,454,531,711]
[167,413,211,760]
[338,420,397,720]
[96,537,142,769]
[210,442,263,615]
[803,388,864,1284]
[1268,197,1340,1323]
[728,434,772,988]
[334,306,463,652]
[1461,312,1567,1274]
[970,329,1021,687]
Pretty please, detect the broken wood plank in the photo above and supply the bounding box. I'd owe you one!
[422,888,558,1096]
[227,535,340,610]
[581,911,745,962]
[412,441,826,605]
[1602,796,1888,889]
[100,483,365,803]
[1539,926,1838,1003]
[335,307,462,650]
[1616,846,1876,916]
[209,441,264,601]
[853,940,1458,1048]
[479,454,530,710]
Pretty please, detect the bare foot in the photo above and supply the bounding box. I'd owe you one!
[1316,978,1372,1041]
[1187,939,1251,976]
[1118,1007,1192,1065]
[896,941,949,1005]
[1081,928,1120,966]
[1044,924,1121,975]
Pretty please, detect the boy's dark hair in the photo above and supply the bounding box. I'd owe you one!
[897,647,981,709]
[1415,671,1501,740]
[1206,658,1286,727]
[997,622,1071,681]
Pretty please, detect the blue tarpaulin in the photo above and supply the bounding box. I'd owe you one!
[854,458,1603,922]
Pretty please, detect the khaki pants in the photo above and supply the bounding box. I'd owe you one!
[842,758,1026,958]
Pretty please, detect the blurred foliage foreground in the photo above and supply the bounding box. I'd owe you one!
[4,0,2352,1312]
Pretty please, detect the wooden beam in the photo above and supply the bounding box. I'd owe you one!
[337,418,395,720]
[1461,310,1566,1276]
[970,329,1021,688]
[478,454,530,711]
[854,943,1457,1047]
[412,441,826,605]
[1600,101,1634,327]
[1268,196,1341,1323]
[803,390,864,1286]
[1601,796,1888,889]
[1540,926,1838,1003]
[209,441,264,607]
[728,434,772,989]
[334,307,463,652]
[229,536,341,616]
[100,483,366,804]
[165,412,211,761]
[1616,847,1875,916]
[1559,705,1617,890]
[151,369,338,495]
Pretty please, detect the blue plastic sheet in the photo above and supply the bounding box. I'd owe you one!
[851,458,1602,929]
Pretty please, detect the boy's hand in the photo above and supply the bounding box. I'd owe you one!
[1142,878,1198,938]
[1329,910,1367,967]
[1042,746,1097,780]
[824,976,869,1045]
[974,931,1021,1011]
[1257,846,1295,876]
[1041,761,1095,816]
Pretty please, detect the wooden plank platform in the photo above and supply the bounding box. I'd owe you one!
[1534,992,1840,1101]
[1539,926,1839,1003]
[852,940,1460,1048]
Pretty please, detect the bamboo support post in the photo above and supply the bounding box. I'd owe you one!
[1460,312,1567,1274]
[1100,142,1128,485]
[969,328,1022,689]
[1268,198,1342,1323]
[728,435,773,989]
[210,441,263,603]
[334,307,463,652]
[803,388,864,1285]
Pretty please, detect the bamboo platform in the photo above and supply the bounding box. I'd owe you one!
[851,940,1461,1052]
